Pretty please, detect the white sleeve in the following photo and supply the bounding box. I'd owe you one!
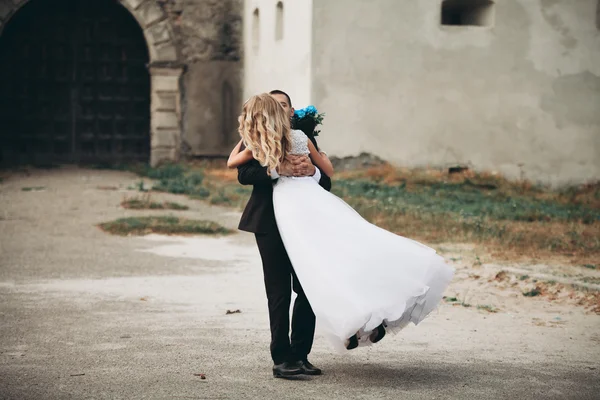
[311,167,321,183]
[270,169,280,179]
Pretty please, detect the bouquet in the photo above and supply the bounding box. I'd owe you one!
[291,105,325,137]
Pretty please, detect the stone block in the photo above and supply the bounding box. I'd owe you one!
[150,147,178,167]
[152,130,178,148]
[152,41,177,62]
[152,92,178,112]
[152,110,179,130]
[146,19,171,44]
[136,0,165,28]
[149,65,184,77]
[121,0,146,10]
[151,74,179,92]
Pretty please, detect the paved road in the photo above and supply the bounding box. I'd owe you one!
[0,168,598,400]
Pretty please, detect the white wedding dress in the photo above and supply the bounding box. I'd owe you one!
[273,130,455,351]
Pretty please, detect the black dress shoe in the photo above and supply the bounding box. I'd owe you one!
[369,323,386,343]
[272,361,303,378]
[346,334,359,350]
[300,359,322,375]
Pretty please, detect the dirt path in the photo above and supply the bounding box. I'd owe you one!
[0,168,598,400]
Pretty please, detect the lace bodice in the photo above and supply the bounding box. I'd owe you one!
[289,129,310,156]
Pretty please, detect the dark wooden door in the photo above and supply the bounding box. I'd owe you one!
[0,0,150,165]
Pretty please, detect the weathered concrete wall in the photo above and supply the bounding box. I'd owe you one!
[243,0,313,108]
[312,0,600,186]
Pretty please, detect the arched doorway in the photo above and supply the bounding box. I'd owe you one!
[0,0,151,165]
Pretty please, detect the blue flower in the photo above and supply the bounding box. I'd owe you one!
[295,106,318,119]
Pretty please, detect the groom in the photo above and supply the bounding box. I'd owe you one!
[237,90,331,378]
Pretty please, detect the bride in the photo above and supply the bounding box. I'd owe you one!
[228,93,454,351]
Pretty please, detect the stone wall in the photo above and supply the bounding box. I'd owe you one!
[156,0,242,63]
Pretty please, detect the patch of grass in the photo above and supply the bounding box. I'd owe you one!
[204,164,599,264]
[476,304,498,313]
[98,216,231,236]
[444,296,471,308]
[580,276,600,285]
[121,194,189,211]
[21,186,45,191]
[144,164,186,181]
[108,162,250,207]
[332,177,598,224]
[111,161,599,265]
[152,169,208,198]
[97,185,119,191]
[199,163,600,265]
[583,264,597,270]
[519,275,530,281]
[523,288,542,297]
[189,187,211,199]
[164,202,189,210]
[115,163,212,199]
[92,162,202,193]
[210,190,234,206]
[329,170,599,265]
[348,164,600,209]
[202,170,252,208]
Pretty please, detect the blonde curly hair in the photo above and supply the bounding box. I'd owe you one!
[238,93,291,173]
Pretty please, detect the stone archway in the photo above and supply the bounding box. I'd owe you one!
[0,0,182,166]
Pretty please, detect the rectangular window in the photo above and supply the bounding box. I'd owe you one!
[441,0,495,27]
[275,2,284,40]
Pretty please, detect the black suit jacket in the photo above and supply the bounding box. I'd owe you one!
[237,133,331,234]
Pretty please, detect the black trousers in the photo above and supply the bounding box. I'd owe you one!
[255,229,316,365]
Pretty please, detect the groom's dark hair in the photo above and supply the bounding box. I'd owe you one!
[269,89,292,108]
